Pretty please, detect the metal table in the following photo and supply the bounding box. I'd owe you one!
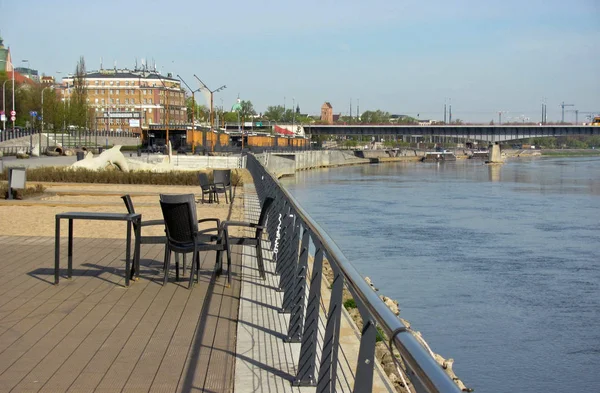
[55,212,142,286]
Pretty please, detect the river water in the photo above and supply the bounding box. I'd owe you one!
[279,157,600,393]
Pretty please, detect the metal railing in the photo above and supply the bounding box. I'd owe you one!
[247,153,462,393]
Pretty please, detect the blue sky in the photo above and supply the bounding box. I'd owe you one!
[1,0,598,123]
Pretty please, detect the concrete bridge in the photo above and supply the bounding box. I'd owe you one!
[305,124,600,142]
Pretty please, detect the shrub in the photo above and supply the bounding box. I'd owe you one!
[0,167,243,186]
[0,183,46,199]
[343,298,357,309]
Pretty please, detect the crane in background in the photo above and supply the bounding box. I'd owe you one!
[560,102,574,123]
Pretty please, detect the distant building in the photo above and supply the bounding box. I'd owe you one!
[390,114,410,123]
[321,102,333,124]
[41,76,55,85]
[0,36,13,73]
[15,67,39,82]
[58,68,187,134]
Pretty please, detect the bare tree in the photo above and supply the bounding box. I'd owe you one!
[71,56,88,144]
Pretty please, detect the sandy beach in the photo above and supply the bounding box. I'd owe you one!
[0,182,245,238]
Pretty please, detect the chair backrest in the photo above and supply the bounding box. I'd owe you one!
[213,169,231,186]
[159,195,197,245]
[256,197,275,237]
[198,172,212,191]
[121,194,135,214]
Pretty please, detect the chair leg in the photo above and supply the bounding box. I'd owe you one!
[196,251,200,284]
[256,241,266,279]
[188,250,197,289]
[182,253,186,277]
[163,247,171,286]
[175,253,180,281]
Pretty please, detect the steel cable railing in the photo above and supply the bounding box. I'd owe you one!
[247,153,462,393]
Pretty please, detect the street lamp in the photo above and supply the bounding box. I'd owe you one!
[2,79,10,131]
[0,58,16,133]
[177,75,201,153]
[193,74,226,131]
[155,74,171,155]
[41,86,54,152]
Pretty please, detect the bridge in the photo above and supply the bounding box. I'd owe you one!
[305,124,600,142]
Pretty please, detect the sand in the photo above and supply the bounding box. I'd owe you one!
[0,183,245,238]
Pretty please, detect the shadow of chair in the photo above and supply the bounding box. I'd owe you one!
[213,169,232,204]
[222,197,275,283]
[197,172,218,204]
[159,193,228,289]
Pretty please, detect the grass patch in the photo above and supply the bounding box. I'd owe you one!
[343,298,357,309]
[1,183,46,200]
[0,167,243,186]
[541,150,600,157]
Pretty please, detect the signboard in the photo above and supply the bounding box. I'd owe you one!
[11,116,16,122]
[103,112,141,119]
[129,119,140,127]
[29,111,38,117]
[0,114,5,122]
[10,110,16,116]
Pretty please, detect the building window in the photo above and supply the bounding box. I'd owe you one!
[95,98,98,103]
[95,81,99,85]
[101,98,105,104]
[125,81,129,86]
[125,90,128,95]
[116,99,120,104]
[109,89,113,95]
[116,81,120,86]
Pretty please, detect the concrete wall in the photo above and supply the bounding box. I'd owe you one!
[168,155,242,170]
[255,150,370,177]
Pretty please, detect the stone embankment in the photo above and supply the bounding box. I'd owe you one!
[321,262,472,393]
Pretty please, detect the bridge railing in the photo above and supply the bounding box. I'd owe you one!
[247,154,462,393]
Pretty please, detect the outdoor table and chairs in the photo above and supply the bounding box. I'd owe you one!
[54,212,142,287]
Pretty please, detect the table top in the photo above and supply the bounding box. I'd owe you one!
[56,212,141,221]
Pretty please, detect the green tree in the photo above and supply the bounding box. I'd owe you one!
[360,110,391,124]
[263,105,285,122]
[185,96,209,122]
[70,56,88,132]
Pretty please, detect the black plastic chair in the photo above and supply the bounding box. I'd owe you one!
[159,193,227,288]
[197,172,218,204]
[121,194,167,279]
[222,197,275,282]
[213,169,232,204]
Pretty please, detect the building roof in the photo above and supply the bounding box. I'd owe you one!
[62,69,179,82]
[322,102,332,109]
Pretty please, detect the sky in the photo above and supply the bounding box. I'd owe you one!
[1,0,599,123]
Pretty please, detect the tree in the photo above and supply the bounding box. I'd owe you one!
[263,105,285,122]
[185,96,209,122]
[71,56,88,132]
[238,100,256,124]
[359,110,391,124]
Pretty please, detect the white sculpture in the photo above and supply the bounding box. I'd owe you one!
[71,145,130,172]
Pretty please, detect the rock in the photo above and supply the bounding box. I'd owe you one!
[380,295,400,315]
[365,276,379,291]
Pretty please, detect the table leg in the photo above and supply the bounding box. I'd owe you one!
[55,217,60,285]
[125,220,131,287]
[68,219,73,279]
[135,218,141,280]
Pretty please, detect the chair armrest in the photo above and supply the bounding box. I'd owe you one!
[198,218,221,227]
[140,219,164,227]
[222,221,264,230]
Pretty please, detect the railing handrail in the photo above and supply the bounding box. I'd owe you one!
[248,153,462,393]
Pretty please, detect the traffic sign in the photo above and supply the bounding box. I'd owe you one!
[10,116,16,122]
[10,110,16,116]
[30,111,38,117]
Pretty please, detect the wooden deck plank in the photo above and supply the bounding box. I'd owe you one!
[0,243,127,391]
[148,253,216,393]
[0,232,245,393]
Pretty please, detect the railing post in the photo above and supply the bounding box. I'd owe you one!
[293,243,323,386]
[317,260,344,393]
[285,225,310,342]
[279,218,301,311]
[352,305,378,393]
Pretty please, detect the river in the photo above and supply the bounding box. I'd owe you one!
[279,156,600,393]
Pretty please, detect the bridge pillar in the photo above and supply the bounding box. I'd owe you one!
[488,143,503,163]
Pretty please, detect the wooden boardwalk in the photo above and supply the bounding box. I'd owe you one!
[0,235,241,393]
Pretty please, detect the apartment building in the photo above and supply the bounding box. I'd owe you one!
[59,68,187,134]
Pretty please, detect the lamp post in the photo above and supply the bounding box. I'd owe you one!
[193,74,226,131]
[1,58,16,133]
[41,86,53,153]
[177,75,201,153]
[156,75,170,150]
[2,79,9,132]
[231,98,243,151]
